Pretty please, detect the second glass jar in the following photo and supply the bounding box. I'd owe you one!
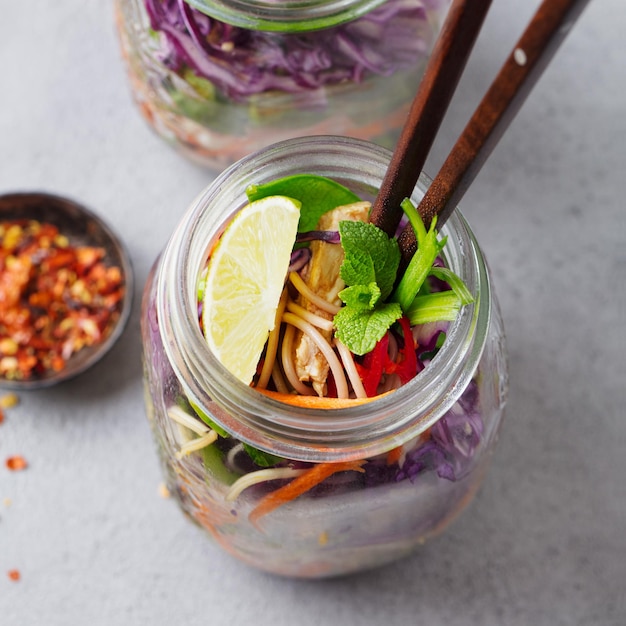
[114,0,450,170]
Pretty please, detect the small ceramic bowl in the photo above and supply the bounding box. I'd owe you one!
[0,192,133,389]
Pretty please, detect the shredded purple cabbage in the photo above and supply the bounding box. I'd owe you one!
[143,0,442,102]
[288,248,311,273]
[289,232,341,271]
[296,230,341,245]
[364,379,482,487]
[396,440,456,482]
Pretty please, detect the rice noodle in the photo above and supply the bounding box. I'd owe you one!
[335,339,367,399]
[226,442,245,471]
[167,405,211,435]
[281,323,316,395]
[271,361,289,393]
[257,287,288,388]
[286,300,334,332]
[226,467,307,501]
[175,430,218,459]
[282,311,349,399]
[289,271,341,315]
[379,372,402,394]
[387,331,399,363]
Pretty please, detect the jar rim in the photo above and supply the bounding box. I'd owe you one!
[157,136,492,462]
[184,0,389,32]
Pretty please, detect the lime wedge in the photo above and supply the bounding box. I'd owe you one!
[246,174,360,232]
[202,196,301,384]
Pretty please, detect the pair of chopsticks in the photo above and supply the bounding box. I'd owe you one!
[369,0,591,261]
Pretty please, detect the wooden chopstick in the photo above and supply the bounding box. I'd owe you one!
[368,0,493,237]
[398,0,592,261]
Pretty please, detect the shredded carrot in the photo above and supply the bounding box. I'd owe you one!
[254,387,394,409]
[249,460,366,525]
[386,445,404,466]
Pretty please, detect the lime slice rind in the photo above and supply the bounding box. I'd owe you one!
[202,196,301,384]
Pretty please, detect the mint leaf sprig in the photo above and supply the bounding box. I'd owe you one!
[333,199,474,357]
[333,221,402,355]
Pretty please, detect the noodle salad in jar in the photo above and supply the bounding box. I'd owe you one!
[141,137,508,577]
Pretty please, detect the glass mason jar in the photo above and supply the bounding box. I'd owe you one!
[114,0,450,170]
[141,136,508,578]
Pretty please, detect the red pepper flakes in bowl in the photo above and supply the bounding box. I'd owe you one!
[0,193,133,389]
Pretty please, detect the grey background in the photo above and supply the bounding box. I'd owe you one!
[1,1,624,624]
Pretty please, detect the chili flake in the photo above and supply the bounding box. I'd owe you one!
[0,392,19,408]
[0,219,125,381]
[5,455,28,471]
[158,482,171,499]
[7,569,20,582]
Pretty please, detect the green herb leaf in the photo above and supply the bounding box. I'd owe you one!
[335,301,402,355]
[246,175,360,232]
[339,243,376,286]
[190,400,230,438]
[201,444,240,486]
[339,221,400,299]
[333,220,401,354]
[339,283,381,311]
[242,443,283,468]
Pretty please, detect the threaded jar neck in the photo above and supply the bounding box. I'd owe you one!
[157,136,491,462]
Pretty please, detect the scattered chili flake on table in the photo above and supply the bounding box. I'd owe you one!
[0,219,124,381]
[0,392,19,408]
[158,482,171,499]
[7,569,21,582]
[0,393,19,424]
[5,455,28,471]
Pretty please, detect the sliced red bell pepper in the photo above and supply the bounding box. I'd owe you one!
[386,316,418,384]
[356,332,389,397]
[356,317,418,396]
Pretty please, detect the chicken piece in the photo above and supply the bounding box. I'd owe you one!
[294,201,370,396]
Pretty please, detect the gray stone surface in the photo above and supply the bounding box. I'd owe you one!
[1,1,624,624]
